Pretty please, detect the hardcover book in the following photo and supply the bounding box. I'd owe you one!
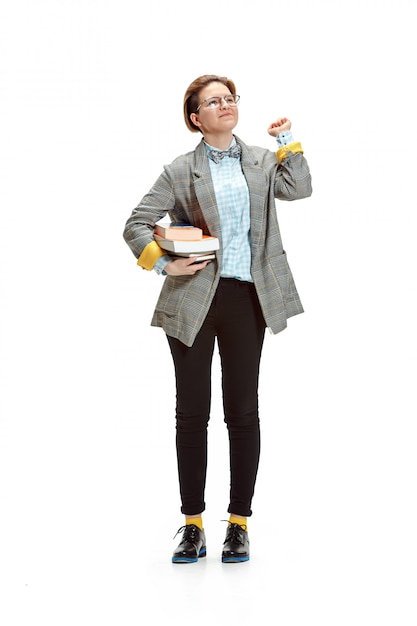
[173,253,215,262]
[154,233,219,254]
[154,223,203,241]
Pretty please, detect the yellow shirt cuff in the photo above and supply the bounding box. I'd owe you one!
[137,240,165,270]
[276,141,304,164]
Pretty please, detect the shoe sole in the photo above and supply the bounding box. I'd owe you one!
[222,556,250,563]
[172,547,206,563]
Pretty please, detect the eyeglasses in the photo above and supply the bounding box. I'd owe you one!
[195,94,240,112]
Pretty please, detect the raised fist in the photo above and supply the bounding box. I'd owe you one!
[267,117,292,137]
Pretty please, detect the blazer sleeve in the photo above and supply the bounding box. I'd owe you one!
[273,148,312,202]
[123,169,175,268]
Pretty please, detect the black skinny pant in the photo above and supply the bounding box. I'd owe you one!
[167,278,266,517]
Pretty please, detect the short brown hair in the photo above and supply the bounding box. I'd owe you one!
[183,74,237,133]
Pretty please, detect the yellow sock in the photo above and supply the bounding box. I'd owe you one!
[229,515,247,529]
[186,516,203,530]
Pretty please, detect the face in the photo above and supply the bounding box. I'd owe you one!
[190,81,238,137]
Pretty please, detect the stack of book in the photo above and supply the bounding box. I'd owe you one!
[154,223,219,262]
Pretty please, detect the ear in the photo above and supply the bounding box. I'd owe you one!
[190,112,202,129]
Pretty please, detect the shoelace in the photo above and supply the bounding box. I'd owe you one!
[222,521,248,545]
[173,524,200,542]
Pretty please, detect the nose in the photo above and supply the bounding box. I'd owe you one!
[219,96,231,108]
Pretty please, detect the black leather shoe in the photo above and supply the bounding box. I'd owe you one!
[172,524,207,563]
[222,523,250,563]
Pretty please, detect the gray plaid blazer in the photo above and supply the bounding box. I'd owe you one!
[123,135,312,346]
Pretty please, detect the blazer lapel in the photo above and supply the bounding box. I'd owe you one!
[192,139,223,242]
[238,137,265,249]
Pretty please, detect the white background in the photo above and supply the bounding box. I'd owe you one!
[1,0,416,624]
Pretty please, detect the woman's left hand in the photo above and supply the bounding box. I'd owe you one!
[267,117,291,137]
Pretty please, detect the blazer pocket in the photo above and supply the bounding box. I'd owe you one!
[267,250,291,301]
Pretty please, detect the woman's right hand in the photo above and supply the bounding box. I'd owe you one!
[164,256,212,276]
[267,117,292,136]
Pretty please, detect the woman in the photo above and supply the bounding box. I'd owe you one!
[123,74,312,563]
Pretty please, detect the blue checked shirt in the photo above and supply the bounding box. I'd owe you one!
[154,131,294,279]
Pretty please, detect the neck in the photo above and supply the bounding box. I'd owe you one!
[203,131,234,150]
